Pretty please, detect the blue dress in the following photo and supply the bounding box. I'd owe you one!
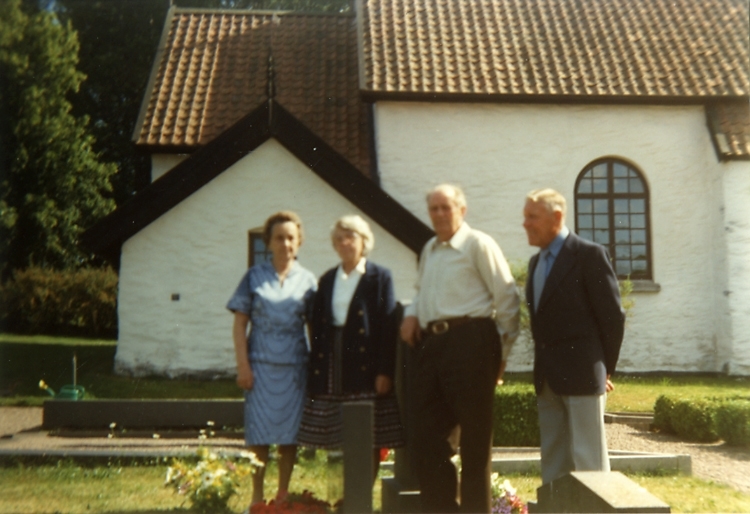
[227,261,317,445]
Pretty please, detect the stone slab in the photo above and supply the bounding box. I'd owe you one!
[342,402,373,514]
[531,471,670,513]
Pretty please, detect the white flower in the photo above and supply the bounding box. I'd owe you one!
[109,422,117,429]
[165,467,175,484]
[206,420,215,427]
[153,433,161,439]
[502,479,517,497]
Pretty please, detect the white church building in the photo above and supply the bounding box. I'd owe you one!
[83,0,750,376]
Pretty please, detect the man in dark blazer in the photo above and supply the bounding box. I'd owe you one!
[523,188,625,485]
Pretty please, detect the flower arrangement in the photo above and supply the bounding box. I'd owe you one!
[165,447,264,513]
[249,490,334,514]
[490,473,528,514]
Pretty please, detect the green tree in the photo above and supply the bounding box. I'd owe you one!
[56,0,170,205]
[0,0,116,274]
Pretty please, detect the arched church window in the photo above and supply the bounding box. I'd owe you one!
[575,159,652,280]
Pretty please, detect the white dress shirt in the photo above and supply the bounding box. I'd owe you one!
[331,258,366,326]
[404,223,520,358]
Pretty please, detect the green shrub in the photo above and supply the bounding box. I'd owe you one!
[493,384,539,447]
[715,400,750,447]
[670,399,719,442]
[0,266,118,338]
[652,394,677,433]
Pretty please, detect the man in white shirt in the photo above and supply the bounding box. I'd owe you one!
[401,184,520,513]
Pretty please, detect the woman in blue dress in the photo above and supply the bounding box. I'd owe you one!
[227,211,317,506]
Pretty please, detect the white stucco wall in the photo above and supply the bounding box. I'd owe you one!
[151,154,188,182]
[723,161,750,375]
[116,139,418,377]
[374,101,741,373]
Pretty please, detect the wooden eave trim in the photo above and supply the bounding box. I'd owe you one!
[360,90,749,106]
[134,143,200,154]
[83,100,432,265]
[82,104,271,262]
[271,102,433,254]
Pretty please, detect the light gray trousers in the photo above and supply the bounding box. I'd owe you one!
[537,381,610,484]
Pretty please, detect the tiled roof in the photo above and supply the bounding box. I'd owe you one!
[134,9,372,176]
[708,101,750,159]
[361,0,750,98]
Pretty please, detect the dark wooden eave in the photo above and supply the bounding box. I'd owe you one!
[81,101,432,266]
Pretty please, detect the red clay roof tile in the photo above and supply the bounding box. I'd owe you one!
[134,9,372,177]
[361,0,749,99]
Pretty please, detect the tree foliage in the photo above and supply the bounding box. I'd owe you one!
[0,0,116,274]
[56,0,170,205]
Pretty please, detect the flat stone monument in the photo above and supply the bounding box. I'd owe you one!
[529,471,670,513]
[342,401,374,514]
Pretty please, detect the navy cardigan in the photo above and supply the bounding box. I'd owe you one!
[308,261,398,395]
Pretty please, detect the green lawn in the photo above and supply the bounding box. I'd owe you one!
[1,458,749,513]
[0,335,241,405]
[2,334,749,410]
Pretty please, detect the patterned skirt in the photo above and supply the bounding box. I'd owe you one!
[297,328,405,449]
[244,361,306,446]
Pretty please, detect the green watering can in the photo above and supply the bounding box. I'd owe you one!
[38,352,86,400]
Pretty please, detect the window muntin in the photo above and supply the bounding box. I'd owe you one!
[248,232,271,268]
[575,160,651,280]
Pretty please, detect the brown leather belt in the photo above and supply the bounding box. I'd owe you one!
[423,316,486,336]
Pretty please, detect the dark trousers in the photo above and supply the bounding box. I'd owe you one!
[413,318,501,513]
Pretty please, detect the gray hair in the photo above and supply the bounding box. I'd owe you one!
[526,188,567,218]
[331,215,375,256]
[426,183,467,209]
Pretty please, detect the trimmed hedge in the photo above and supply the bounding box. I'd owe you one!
[492,384,540,447]
[652,394,677,433]
[715,400,750,447]
[670,398,720,442]
[0,266,118,338]
[653,394,750,445]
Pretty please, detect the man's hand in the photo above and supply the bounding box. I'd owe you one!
[375,375,392,396]
[497,359,507,386]
[606,374,614,393]
[400,315,421,347]
[237,364,254,390]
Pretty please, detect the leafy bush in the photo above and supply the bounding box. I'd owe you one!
[0,266,118,338]
[715,400,750,447]
[670,398,719,442]
[652,394,677,433]
[493,384,539,447]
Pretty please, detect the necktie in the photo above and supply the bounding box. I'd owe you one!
[533,249,551,312]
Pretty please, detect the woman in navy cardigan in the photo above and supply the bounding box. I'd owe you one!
[298,215,404,476]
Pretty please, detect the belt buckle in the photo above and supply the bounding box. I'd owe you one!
[431,320,450,335]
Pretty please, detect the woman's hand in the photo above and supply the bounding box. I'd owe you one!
[237,364,254,390]
[232,312,253,390]
[375,374,392,396]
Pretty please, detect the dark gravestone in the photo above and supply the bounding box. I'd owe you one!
[529,471,671,513]
[43,399,243,429]
[381,303,421,514]
[342,401,374,514]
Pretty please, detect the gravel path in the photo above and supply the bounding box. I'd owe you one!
[2,407,749,493]
[606,422,750,493]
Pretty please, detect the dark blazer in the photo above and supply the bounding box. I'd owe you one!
[527,232,625,396]
[308,261,397,396]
